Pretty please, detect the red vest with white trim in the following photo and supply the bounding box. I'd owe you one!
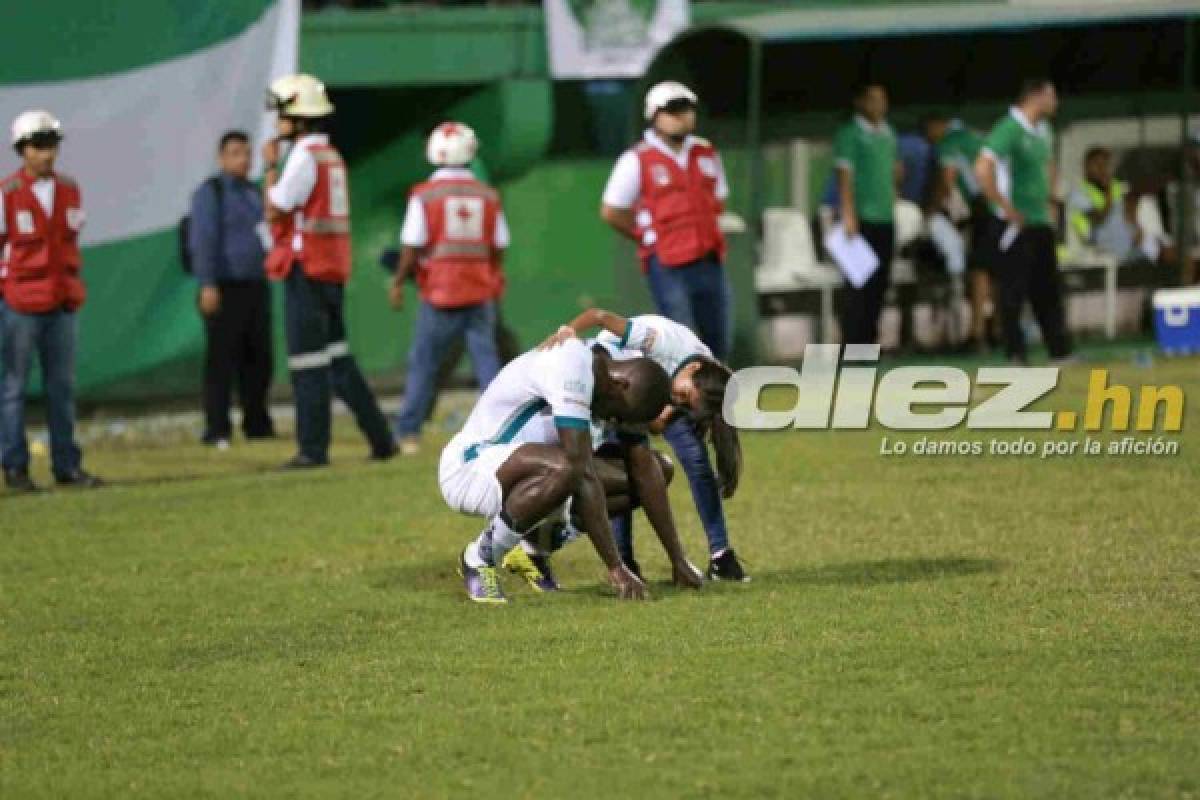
[266,141,352,284]
[634,138,726,270]
[411,176,503,309]
[0,170,86,313]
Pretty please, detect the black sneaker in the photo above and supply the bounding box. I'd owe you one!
[55,469,104,489]
[707,549,750,583]
[4,469,42,492]
[280,454,327,470]
[368,441,399,462]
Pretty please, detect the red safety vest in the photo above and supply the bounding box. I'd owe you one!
[410,175,503,309]
[634,138,726,271]
[266,140,351,284]
[0,170,86,313]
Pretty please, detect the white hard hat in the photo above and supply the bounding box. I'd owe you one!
[11,110,63,146]
[266,74,334,118]
[426,121,478,167]
[644,81,698,121]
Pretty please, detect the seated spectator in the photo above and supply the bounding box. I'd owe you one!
[897,113,948,209]
[1068,146,1146,264]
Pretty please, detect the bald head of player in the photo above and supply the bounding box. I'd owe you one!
[590,347,672,425]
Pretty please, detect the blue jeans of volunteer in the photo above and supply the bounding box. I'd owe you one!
[612,253,733,561]
[284,267,393,463]
[644,253,732,360]
[394,300,500,438]
[0,302,83,477]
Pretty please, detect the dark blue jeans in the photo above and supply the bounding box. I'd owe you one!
[0,302,82,476]
[394,301,500,437]
[612,413,731,560]
[645,253,732,360]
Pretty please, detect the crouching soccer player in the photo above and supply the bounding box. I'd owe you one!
[439,337,700,604]
[541,310,745,581]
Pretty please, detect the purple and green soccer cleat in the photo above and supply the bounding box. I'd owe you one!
[502,547,560,592]
[459,550,507,604]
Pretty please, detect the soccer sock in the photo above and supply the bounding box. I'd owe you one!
[465,513,524,568]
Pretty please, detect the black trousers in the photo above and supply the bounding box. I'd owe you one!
[284,267,393,462]
[203,280,275,440]
[995,224,1072,361]
[841,222,895,344]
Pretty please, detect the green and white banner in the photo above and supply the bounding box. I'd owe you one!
[544,0,690,79]
[0,1,299,395]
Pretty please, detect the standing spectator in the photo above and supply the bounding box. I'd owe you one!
[0,110,101,490]
[263,74,396,468]
[1068,146,1144,264]
[834,83,900,344]
[390,122,507,456]
[188,131,275,448]
[600,80,748,582]
[601,81,731,359]
[975,79,1074,365]
[938,118,997,351]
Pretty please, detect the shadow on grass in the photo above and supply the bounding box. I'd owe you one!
[365,556,1001,599]
[755,556,1002,587]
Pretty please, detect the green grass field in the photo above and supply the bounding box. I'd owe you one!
[2,355,1198,798]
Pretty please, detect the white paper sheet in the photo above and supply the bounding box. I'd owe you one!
[823,224,879,289]
[999,224,1020,253]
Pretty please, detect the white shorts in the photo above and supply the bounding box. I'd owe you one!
[438,433,520,518]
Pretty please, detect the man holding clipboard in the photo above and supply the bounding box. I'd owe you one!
[831,84,899,344]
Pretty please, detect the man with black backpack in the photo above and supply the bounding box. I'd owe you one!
[185,130,275,447]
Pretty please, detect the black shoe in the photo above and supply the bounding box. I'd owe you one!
[280,454,327,470]
[368,441,398,462]
[624,557,645,583]
[55,469,104,489]
[707,549,750,583]
[4,469,42,492]
[243,430,277,441]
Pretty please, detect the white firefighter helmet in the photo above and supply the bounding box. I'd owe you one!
[426,121,478,167]
[643,81,698,121]
[266,74,334,118]
[11,110,63,146]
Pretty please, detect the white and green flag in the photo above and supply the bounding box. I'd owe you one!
[0,1,298,393]
[545,0,690,79]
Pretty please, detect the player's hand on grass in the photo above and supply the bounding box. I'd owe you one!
[538,325,576,351]
[388,278,405,311]
[672,559,704,590]
[609,564,649,600]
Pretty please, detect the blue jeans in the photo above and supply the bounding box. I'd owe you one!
[394,301,501,437]
[612,413,730,560]
[645,254,732,360]
[0,303,82,476]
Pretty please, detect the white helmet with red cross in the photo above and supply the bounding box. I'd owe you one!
[426,121,478,168]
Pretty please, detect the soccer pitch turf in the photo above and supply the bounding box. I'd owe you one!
[2,356,1197,798]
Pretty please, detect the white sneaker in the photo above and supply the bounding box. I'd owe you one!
[400,437,420,456]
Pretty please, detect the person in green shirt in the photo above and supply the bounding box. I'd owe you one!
[938,119,997,352]
[833,83,901,344]
[975,78,1073,364]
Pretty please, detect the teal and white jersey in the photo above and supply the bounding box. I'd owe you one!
[595,314,711,377]
[456,338,595,460]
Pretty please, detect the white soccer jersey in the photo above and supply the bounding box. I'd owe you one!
[453,338,596,461]
[595,314,711,377]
